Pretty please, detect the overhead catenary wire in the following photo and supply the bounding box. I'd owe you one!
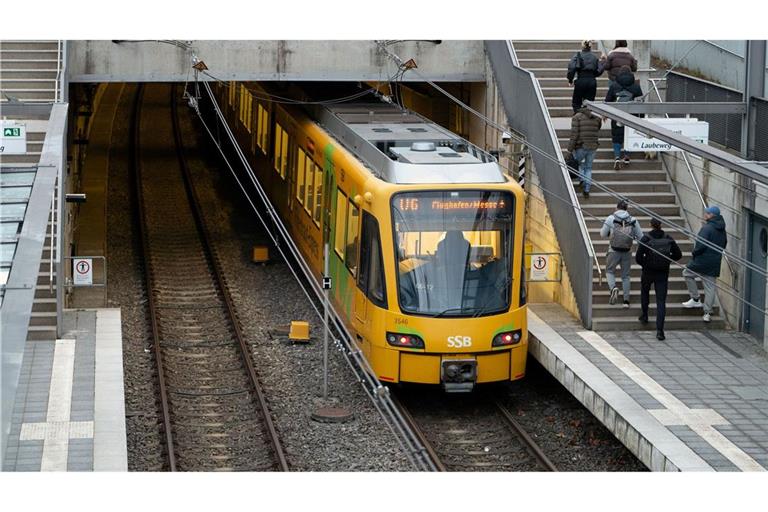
[188,80,436,472]
[374,43,768,280]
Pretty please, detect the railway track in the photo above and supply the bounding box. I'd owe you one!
[132,83,288,471]
[393,389,558,472]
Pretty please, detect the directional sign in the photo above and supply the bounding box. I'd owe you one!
[73,258,93,286]
[625,118,709,152]
[529,254,550,281]
[0,122,27,154]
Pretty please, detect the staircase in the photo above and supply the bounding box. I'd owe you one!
[512,40,726,330]
[0,40,62,103]
[1,40,63,341]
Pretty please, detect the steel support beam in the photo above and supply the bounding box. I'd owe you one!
[742,40,767,159]
[584,100,768,186]
[603,101,746,115]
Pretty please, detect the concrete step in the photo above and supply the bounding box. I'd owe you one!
[572,170,668,181]
[0,41,59,51]
[0,79,57,90]
[29,311,57,326]
[592,287,707,304]
[541,87,610,97]
[581,192,677,204]
[32,297,57,312]
[0,59,59,70]
[585,214,686,225]
[592,315,727,331]
[512,41,582,51]
[575,181,672,193]
[0,50,60,60]
[36,273,57,285]
[592,276,695,290]
[0,69,59,80]
[592,303,720,318]
[515,49,584,60]
[0,155,42,165]
[547,96,614,109]
[587,159,662,171]
[539,76,611,87]
[587,227,691,241]
[27,325,58,341]
[518,58,572,69]
[592,240,694,253]
[0,89,56,101]
[582,203,682,216]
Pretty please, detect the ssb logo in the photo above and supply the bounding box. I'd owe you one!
[447,336,472,348]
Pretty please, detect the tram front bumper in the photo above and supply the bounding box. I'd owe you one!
[398,350,513,388]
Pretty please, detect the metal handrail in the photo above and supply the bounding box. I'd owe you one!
[649,79,738,282]
[48,185,55,294]
[54,40,61,103]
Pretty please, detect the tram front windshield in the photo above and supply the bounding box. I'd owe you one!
[391,190,514,317]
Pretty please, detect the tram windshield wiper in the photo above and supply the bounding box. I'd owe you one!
[430,307,470,318]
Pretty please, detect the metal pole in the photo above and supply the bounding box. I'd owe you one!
[323,242,330,399]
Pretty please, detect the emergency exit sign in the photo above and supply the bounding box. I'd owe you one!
[0,122,27,154]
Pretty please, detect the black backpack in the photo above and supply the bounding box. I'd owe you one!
[644,236,674,271]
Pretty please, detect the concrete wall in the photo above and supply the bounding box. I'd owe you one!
[651,40,768,96]
[67,40,485,83]
[477,62,581,321]
[661,151,760,334]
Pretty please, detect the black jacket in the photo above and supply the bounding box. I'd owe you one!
[605,70,643,102]
[687,215,728,277]
[567,50,605,83]
[635,229,682,273]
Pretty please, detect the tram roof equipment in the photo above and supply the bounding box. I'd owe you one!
[314,103,506,185]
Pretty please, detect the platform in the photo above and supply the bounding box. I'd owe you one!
[2,308,127,471]
[528,303,768,471]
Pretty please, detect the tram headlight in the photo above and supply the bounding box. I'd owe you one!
[492,329,522,347]
[386,332,425,349]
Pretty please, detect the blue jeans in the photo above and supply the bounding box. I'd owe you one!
[613,142,625,160]
[573,147,595,192]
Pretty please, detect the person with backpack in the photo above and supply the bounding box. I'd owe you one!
[603,40,638,88]
[567,40,605,113]
[635,218,682,340]
[682,206,728,323]
[601,199,643,308]
[566,105,602,199]
[605,65,643,170]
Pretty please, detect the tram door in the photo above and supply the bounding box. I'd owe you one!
[745,212,768,342]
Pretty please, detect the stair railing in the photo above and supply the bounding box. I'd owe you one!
[648,78,738,283]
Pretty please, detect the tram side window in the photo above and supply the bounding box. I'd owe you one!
[228,81,236,107]
[358,211,386,308]
[256,104,269,154]
[313,163,324,225]
[279,129,289,179]
[334,190,347,258]
[345,202,360,276]
[274,123,286,176]
[304,158,315,215]
[296,149,306,205]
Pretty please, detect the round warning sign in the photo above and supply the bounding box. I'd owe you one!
[529,254,550,281]
[73,258,93,286]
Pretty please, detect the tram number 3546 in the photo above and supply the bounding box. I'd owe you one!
[447,336,473,348]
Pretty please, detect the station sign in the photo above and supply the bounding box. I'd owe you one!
[625,118,709,152]
[0,122,27,155]
[73,258,93,286]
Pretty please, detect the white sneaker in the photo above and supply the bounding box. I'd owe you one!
[703,313,711,323]
[682,298,703,308]
[609,287,619,305]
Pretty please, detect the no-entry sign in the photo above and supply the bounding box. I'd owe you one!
[73,258,93,286]
[529,254,550,281]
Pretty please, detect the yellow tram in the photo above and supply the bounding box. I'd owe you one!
[217,82,528,391]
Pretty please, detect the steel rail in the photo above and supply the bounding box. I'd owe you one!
[169,85,289,472]
[388,392,446,472]
[494,400,558,472]
[131,84,177,471]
